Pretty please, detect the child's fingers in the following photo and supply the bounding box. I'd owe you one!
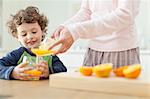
[18,62,28,68]
[18,67,36,80]
[37,66,46,72]
[40,66,49,77]
[37,65,49,72]
[36,65,49,77]
[38,61,47,65]
[35,62,49,78]
[18,73,30,80]
[19,73,39,80]
[36,62,48,70]
[41,71,49,78]
[19,66,34,73]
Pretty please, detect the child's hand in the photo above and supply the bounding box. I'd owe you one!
[36,61,49,78]
[11,62,35,80]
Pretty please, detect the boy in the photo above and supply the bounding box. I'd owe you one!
[0,6,67,80]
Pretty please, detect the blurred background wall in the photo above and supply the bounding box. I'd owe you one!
[0,0,150,71]
[0,0,150,50]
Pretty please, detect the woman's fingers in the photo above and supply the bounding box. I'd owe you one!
[54,44,68,54]
[48,38,72,55]
[51,25,64,39]
[49,26,73,55]
[50,27,74,55]
[48,39,63,50]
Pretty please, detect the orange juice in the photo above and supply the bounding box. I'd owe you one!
[24,69,42,80]
[31,49,54,56]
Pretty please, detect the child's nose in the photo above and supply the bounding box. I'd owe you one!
[27,33,33,39]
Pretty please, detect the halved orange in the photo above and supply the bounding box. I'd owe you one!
[113,66,128,77]
[79,66,93,76]
[93,63,113,77]
[123,64,141,79]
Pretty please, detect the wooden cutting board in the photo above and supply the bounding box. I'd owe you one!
[49,71,150,97]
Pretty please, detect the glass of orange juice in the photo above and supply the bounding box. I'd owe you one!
[23,56,42,80]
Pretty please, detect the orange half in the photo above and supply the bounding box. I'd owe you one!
[123,64,141,79]
[79,66,93,76]
[31,49,55,56]
[113,66,128,77]
[93,63,113,77]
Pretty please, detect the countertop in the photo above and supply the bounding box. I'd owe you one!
[0,71,149,99]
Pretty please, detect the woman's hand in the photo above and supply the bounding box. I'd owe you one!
[11,62,35,80]
[51,25,64,39]
[36,61,49,78]
[49,26,74,55]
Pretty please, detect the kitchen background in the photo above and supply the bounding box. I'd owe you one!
[0,0,150,72]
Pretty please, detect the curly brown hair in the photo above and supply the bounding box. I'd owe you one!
[7,6,48,40]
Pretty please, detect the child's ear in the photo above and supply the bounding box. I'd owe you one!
[15,36,19,41]
[42,34,45,41]
[16,35,18,39]
[14,33,18,39]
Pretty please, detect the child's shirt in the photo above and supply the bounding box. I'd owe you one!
[64,0,140,52]
[0,47,67,80]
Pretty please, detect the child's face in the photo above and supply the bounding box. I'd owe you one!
[17,22,43,49]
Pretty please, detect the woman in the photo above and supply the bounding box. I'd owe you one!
[49,0,140,68]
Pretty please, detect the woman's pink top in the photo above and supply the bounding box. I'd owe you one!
[64,0,140,51]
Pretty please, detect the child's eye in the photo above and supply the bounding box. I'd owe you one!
[32,32,37,34]
[21,34,27,37]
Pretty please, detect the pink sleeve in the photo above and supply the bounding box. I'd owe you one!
[63,0,91,25]
[66,0,140,40]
